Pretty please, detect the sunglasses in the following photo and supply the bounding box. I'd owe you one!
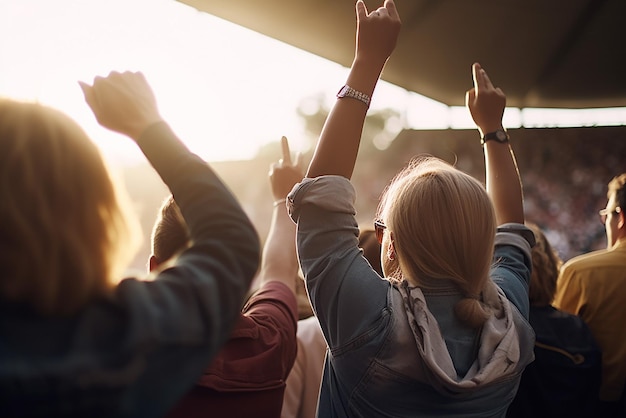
[374,220,386,244]
[599,206,621,225]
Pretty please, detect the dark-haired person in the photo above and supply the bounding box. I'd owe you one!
[159,136,300,418]
[507,222,601,417]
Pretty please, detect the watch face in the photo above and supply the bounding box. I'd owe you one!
[482,129,509,145]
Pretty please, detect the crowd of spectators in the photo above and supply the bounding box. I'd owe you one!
[352,125,626,261]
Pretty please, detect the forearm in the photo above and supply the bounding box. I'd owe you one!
[306,57,386,179]
[484,141,524,225]
[138,122,260,329]
[258,204,298,293]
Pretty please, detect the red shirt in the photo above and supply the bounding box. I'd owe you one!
[166,281,298,418]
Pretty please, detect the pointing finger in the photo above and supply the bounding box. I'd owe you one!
[281,135,292,165]
[480,67,495,90]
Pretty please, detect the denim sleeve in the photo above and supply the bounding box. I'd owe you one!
[116,122,261,414]
[0,122,261,418]
[287,176,389,349]
[491,225,533,319]
[131,121,260,346]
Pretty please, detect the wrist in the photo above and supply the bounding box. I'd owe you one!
[349,56,386,85]
[129,118,165,141]
[337,85,371,108]
[135,120,168,144]
[477,124,504,138]
[353,53,388,69]
[481,128,509,146]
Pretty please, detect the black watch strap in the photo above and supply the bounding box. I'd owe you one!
[481,128,509,145]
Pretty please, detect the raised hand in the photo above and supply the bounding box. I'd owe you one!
[465,63,506,137]
[79,71,163,141]
[259,136,303,291]
[306,1,401,179]
[269,136,304,202]
[466,63,524,225]
[355,0,402,66]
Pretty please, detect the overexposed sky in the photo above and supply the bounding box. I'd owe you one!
[1,0,625,164]
[0,0,429,163]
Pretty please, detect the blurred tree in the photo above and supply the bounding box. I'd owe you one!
[295,93,402,158]
[254,92,402,163]
[293,93,404,223]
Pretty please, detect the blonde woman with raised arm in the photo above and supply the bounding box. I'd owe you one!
[286,1,536,416]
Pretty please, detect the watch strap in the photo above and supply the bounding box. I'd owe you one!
[481,128,509,145]
[337,85,371,108]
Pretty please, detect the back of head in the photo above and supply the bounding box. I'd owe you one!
[378,157,497,327]
[0,99,139,315]
[608,173,626,210]
[525,222,562,307]
[150,195,191,265]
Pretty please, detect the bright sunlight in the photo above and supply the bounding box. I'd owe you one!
[1,0,625,165]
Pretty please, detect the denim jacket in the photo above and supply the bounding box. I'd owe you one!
[0,123,260,418]
[288,176,535,418]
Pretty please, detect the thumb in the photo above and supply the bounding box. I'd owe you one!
[465,89,475,108]
[78,81,98,112]
[356,0,367,21]
[471,62,481,91]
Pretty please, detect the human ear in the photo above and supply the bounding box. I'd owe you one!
[148,255,159,272]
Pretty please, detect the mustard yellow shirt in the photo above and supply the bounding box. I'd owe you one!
[553,238,626,401]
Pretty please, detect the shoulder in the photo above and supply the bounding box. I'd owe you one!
[254,280,296,299]
[561,249,611,276]
[531,306,589,333]
[287,175,355,222]
[243,281,298,326]
[530,307,600,353]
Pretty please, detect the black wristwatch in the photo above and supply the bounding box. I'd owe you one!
[481,128,509,145]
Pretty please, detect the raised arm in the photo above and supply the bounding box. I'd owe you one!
[258,136,303,292]
[306,0,401,179]
[465,63,524,225]
[79,72,260,391]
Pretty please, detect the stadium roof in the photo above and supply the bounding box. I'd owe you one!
[179,0,626,109]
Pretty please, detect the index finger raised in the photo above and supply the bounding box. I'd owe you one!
[472,63,495,91]
[281,135,292,165]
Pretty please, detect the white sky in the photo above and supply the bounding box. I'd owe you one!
[1,0,625,164]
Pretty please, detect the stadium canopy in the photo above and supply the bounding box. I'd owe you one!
[179,0,626,109]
